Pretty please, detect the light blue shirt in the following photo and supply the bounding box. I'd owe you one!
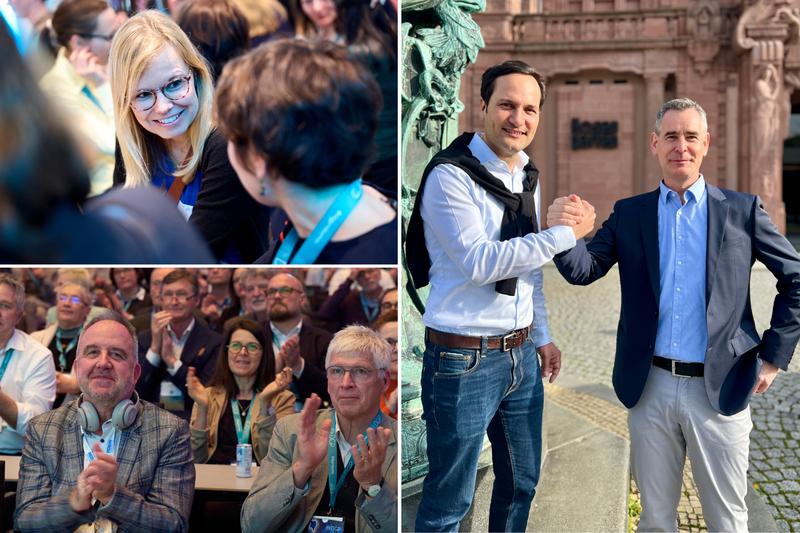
[654,176,709,363]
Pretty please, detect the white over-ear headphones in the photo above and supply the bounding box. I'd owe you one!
[77,391,140,433]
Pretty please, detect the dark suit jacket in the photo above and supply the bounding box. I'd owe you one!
[263,319,333,404]
[136,319,222,420]
[316,279,370,330]
[555,185,800,415]
[14,400,195,532]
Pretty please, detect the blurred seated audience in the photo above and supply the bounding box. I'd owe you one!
[39,0,120,196]
[136,269,222,420]
[14,312,194,532]
[230,0,289,45]
[291,0,337,41]
[336,0,397,197]
[240,325,396,533]
[31,279,92,408]
[187,318,295,464]
[372,309,397,419]
[110,267,152,319]
[0,274,56,454]
[215,38,397,264]
[200,267,239,331]
[109,10,270,262]
[174,0,250,83]
[45,269,108,327]
[130,267,175,331]
[318,268,386,330]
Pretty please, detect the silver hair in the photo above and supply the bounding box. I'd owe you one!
[654,98,708,134]
[325,324,392,371]
[0,274,25,311]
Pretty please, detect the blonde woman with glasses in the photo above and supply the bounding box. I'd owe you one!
[109,10,270,262]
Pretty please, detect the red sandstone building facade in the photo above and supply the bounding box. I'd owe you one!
[459,0,800,233]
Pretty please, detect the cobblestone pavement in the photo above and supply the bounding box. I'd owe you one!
[542,262,800,532]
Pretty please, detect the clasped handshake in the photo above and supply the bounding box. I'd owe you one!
[546,194,597,239]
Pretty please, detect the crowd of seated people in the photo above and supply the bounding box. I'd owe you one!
[2,0,397,264]
[1,267,399,531]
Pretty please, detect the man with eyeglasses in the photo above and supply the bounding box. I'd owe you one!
[130,268,175,332]
[0,274,56,455]
[264,273,332,409]
[242,325,396,533]
[136,270,221,420]
[32,281,93,408]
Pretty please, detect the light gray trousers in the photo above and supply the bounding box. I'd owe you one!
[630,366,751,533]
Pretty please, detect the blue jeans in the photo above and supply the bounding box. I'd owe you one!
[415,334,544,532]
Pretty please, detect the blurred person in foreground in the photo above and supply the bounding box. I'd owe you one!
[215,38,397,264]
[0,17,213,263]
[39,0,121,196]
[241,325,396,533]
[14,311,194,532]
[372,309,397,419]
[109,10,270,262]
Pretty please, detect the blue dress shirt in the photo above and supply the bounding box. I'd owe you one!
[654,176,709,363]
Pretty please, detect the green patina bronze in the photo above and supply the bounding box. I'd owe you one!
[400,0,485,486]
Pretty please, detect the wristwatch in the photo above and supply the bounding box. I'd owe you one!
[365,480,383,497]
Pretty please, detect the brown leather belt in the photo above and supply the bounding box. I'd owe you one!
[426,326,531,352]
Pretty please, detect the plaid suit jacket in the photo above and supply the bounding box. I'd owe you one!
[14,399,195,532]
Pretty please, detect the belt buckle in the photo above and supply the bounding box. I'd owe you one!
[671,359,682,378]
[501,332,516,351]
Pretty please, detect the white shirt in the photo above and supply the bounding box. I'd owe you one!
[0,330,56,453]
[420,133,576,341]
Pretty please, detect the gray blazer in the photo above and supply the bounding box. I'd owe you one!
[14,399,195,532]
[241,408,397,533]
[555,185,800,415]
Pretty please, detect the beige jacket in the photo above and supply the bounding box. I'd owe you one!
[190,385,295,463]
[241,408,397,533]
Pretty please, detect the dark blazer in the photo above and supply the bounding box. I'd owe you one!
[316,279,370,331]
[555,185,800,415]
[136,319,223,420]
[263,319,333,404]
[15,400,195,532]
[113,129,272,262]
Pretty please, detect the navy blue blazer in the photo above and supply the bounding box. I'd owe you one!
[555,184,800,415]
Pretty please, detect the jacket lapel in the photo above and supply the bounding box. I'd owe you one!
[115,407,142,486]
[705,185,728,306]
[181,321,208,366]
[639,190,661,302]
[64,407,85,479]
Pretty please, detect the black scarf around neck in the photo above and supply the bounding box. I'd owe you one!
[406,132,539,296]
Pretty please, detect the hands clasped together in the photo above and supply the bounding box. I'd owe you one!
[547,194,597,240]
[71,442,118,512]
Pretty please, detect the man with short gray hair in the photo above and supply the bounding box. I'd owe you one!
[549,97,800,531]
[15,311,195,532]
[241,325,396,533]
[0,273,55,454]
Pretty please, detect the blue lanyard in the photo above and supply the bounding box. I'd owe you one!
[327,411,382,511]
[274,180,363,265]
[80,85,105,113]
[83,432,115,462]
[55,327,81,372]
[231,394,254,444]
[359,293,380,323]
[0,349,13,383]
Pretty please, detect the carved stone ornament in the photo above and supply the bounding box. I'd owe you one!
[686,0,722,75]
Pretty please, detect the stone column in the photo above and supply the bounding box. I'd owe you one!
[643,72,666,188]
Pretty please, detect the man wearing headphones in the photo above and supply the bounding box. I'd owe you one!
[14,311,195,532]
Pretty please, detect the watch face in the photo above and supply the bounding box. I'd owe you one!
[367,484,381,497]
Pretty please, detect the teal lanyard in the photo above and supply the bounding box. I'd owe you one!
[327,411,382,511]
[83,431,115,462]
[0,349,13,383]
[80,85,104,113]
[274,180,363,265]
[231,394,255,444]
[55,327,81,372]
[359,293,380,323]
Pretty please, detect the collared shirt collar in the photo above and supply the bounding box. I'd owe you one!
[333,412,353,467]
[472,132,529,174]
[659,174,706,206]
[270,320,303,348]
[167,318,195,345]
[1,329,23,355]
